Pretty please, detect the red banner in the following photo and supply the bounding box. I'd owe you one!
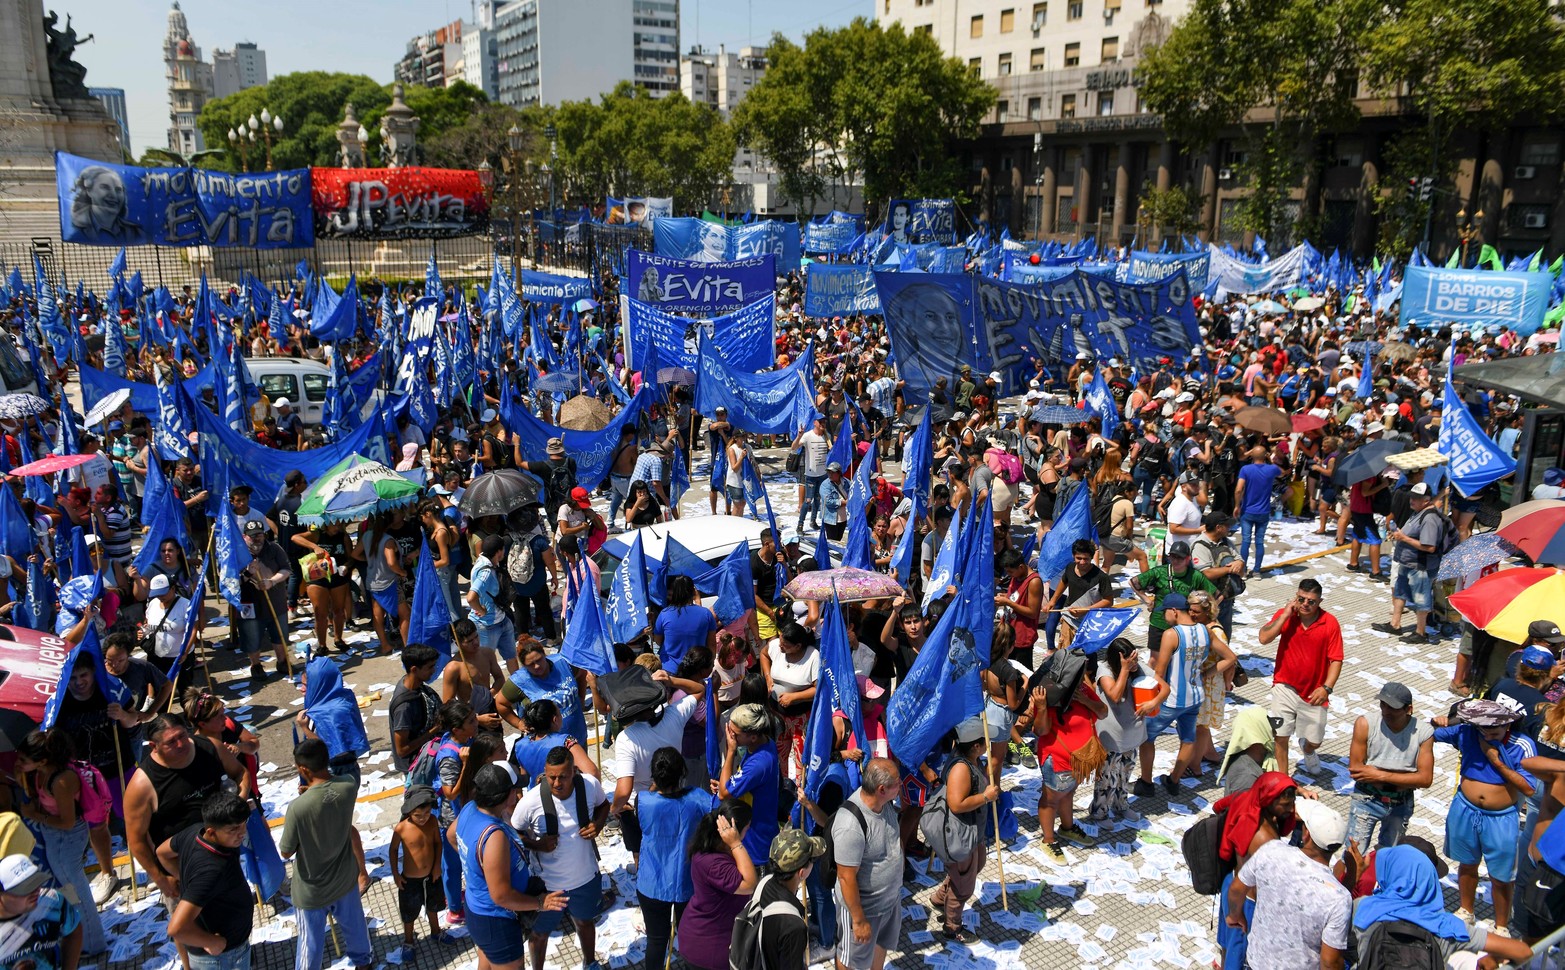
[311,166,489,238]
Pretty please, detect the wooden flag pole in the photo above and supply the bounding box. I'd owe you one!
[109,729,139,903]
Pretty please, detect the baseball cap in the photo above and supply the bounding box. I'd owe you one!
[731,704,771,734]
[954,718,987,744]
[83,533,100,548]
[1294,801,1347,852]
[470,764,516,804]
[570,486,591,509]
[1167,540,1192,559]
[769,828,827,874]
[147,573,171,596]
[1455,697,1523,728]
[285,470,307,487]
[856,674,885,701]
[1520,645,1557,672]
[546,437,566,456]
[1364,421,1385,435]
[0,855,48,896]
[481,408,499,423]
[1175,391,1196,404]
[274,397,291,408]
[401,785,437,818]
[1530,620,1565,645]
[430,484,453,496]
[1408,482,1432,497]
[1203,511,1237,530]
[1399,836,1449,879]
[229,483,254,496]
[243,519,268,536]
[1161,592,1189,612]
[1376,682,1413,709]
[826,461,843,474]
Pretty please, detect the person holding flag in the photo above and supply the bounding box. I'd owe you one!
[13,728,108,951]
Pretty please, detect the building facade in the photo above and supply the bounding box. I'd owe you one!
[163,2,213,154]
[212,42,267,99]
[879,0,1565,259]
[395,21,463,90]
[632,0,681,96]
[462,24,500,98]
[494,0,636,107]
[88,86,128,153]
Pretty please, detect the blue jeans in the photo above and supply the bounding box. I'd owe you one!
[188,941,251,970]
[607,473,631,526]
[439,823,463,917]
[1131,464,1157,516]
[1218,595,1235,639]
[296,887,373,970]
[1345,792,1414,851]
[1238,511,1270,572]
[797,474,826,528]
[40,819,103,955]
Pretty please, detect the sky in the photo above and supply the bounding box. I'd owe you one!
[60,0,874,156]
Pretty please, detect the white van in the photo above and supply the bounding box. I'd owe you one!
[248,358,330,426]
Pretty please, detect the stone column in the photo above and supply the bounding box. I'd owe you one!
[1010,164,1025,238]
[1353,159,1379,259]
[1039,150,1058,236]
[1076,144,1096,240]
[1111,147,1131,245]
[1198,142,1219,242]
[1152,141,1174,246]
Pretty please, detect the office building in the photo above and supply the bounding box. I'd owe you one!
[632,0,680,96]
[88,86,129,152]
[212,42,267,99]
[492,0,678,107]
[395,20,464,89]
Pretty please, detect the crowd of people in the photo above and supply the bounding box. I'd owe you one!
[0,260,1560,970]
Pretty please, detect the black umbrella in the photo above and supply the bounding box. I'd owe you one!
[1332,439,1406,487]
[459,469,544,518]
[0,707,38,753]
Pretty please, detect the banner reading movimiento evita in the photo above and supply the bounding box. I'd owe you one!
[1400,266,1551,335]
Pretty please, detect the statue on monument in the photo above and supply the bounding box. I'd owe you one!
[43,9,94,100]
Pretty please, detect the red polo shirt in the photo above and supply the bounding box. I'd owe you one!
[1270,606,1345,699]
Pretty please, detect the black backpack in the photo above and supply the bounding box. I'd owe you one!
[594,666,666,722]
[483,432,514,469]
[1028,647,1088,711]
[1180,806,1232,895]
[1091,481,1122,538]
[1354,919,1446,970]
[540,778,600,861]
[729,875,804,970]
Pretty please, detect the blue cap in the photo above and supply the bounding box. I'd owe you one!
[1161,592,1189,612]
[1520,645,1556,672]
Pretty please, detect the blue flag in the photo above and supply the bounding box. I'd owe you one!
[163,561,207,687]
[1035,480,1098,589]
[213,507,253,608]
[922,513,962,609]
[132,471,189,576]
[0,480,34,561]
[885,589,983,771]
[239,806,286,901]
[955,493,995,667]
[826,415,854,473]
[108,248,127,279]
[670,439,690,506]
[1084,367,1119,441]
[1069,607,1141,655]
[740,452,787,593]
[1356,360,1375,402]
[559,574,615,676]
[16,554,54,633]
[605,532,649,645]
[1437,374,1515,497]
[842,441,877,571]
[705,675,722,780]
[407,539,453,667]
[890,409,933,583]
[693,542,755,628]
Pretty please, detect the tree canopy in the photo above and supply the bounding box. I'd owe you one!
[733,18,995,216]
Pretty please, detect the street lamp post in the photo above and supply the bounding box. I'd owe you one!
[253,108,284,170]
[544,123,558,214]
[1456,207,1484,268]
[226,126,250,171]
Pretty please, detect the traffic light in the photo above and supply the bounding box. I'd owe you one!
[1418,177,1434,202]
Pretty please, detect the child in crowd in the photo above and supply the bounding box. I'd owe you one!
[390,785,456,959]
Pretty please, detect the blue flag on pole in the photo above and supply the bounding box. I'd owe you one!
[885,591,983,771]
[407,539,453,667]
[955,493,995,666]
[163,562,207,687]
[1035,481,1098,588]
[559,574,616,676]
[1437,374,1515,497]
[890,409,933,583]
[1356,360,1375,402]
[239,806,286,901]
[213,506,253,608]
[1069,607,1141,655]
[842,441,877,571]
[605,533,650,645]
[1084,367,1119,441]
[108,248,127,279]
[921,513,962,610]
[693,542,755,628]
[705,676,722,780]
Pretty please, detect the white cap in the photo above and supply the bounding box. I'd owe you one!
[1175,392,1195,404]
[1409,482,1432,497]
[988,370,1002,382]
[1364,421,1385,435]
[0,855,47,895]
[481,408,499,423]
[1076,351,1090,360]
[148,573,171,595]
[1156,388,1177,400]
[1294,800,1347,853]
[1381,403,1399,415]
[274,397,290,408]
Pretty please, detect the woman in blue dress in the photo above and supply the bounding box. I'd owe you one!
[497,639,588,746]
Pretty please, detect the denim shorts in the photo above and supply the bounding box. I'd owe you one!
[1144,704,1200,745]
[530,877,601,936]
[1039,758,1078,794]
[1392,564,1434,613]
[187,941,250,970]
[466,910,526,964]
[477,616,517,660]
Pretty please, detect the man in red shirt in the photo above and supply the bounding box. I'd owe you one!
[1257,578,1344,777]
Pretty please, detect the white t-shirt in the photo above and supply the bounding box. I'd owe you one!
[766,642,820,694]
[1239,840,1351,970]
[144,595,191,660]
[1165,493,1202,547]
[511,774,607,891]
[797,431,830,478]
[613,694,698,801]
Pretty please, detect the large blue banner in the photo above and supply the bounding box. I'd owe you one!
[189,396,392,500]
[499,386,654,490]
[695,342,820,435]
[623,294,775,373]
[802,214,861,254]
[55,151,313,248]
[883,199,957,245]
[804,265,881,316]
[80,362,213,415]
[1400,266,1551,335]
[519,270,593,305]
[1126,250,1210,292]
[653,218,801,269]
[626,250,775,314]
[876,270,1200,402]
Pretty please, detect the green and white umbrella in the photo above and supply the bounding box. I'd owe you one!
[297,455,421,525]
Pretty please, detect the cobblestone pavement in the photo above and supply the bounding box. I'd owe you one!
[83,452,1480,970]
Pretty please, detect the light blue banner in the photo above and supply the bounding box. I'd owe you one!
[499,385,654,490]
[695,341,820,435]
[626,250,775,313]
[1400,266,1551,335]
[883,199,957,245]
[653,217,801,269]
[1438,375,1516,497]
[803,265,881,316]
[1126,251,1210,292]
[624,294,775,373]
[802,214,861,254]
[519,270,593,305]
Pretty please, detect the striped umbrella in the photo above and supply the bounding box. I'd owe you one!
[296,455,421,525]
[1497,506,1565,565]
[1449,568,1565,644]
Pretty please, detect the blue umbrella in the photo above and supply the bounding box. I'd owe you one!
[1250,299,1287,314]
[1030,404,1092,425]
[531,370,577,395]
[1332,439,1405,487]
[573,298,600,313]
[1438,532,1522,582]
[1345,340,1384,360]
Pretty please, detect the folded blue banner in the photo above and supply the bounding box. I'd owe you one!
[519,270,594,305]
[1125,250,1210,292]
[56,151,313,249]
[1400,266,1551,335]
[876,270,1199,402]
[80,361,213,415]
[883,199,957,245]
[653,217,800,269]
[498,386,654,490]
[188,390,393,500]
[624,294,775,373]
[694,340,819,435]
[626,250,775,313]
[1207,243,1316,294]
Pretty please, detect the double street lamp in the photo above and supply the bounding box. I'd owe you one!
[228,108,284,172]
[1456,207,1485,268]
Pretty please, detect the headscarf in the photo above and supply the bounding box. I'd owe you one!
[396,441,420,472]
[1352,845,1470,941]
[1218,707,1278,783]
[302,656,370,759]
[1212,770,1296,863]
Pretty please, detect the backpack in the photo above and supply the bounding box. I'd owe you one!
[918,759,982,865]
[69,762,111,827]
[544,458,577,509]
[540,779,599,861]
[729,875,805,970]
[1141,439,1169,477]
[1180,806,1232,895]
[405,735,448,790]
[985,449,1023,486]
[506,531,539,585]
[1028,647,1089,712]
[483,432,514,469]
[1353,919,1447,970]
[594,666,667,723]
[1091,481,1123,538]
[813,801,866,889]
[1412,508,1458,564]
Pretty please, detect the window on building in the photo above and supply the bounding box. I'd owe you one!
[1097,91,1114,115]
[1105,0,1122,12]
[1101,36,1118,61]
[1030,47,1048,70]
[1064,42,1081,66]
[1068,1,1083,20]
[1000,8,1016,31]
[997,100,1009,123]
[1027,96,1042,119]
[969,57,982,76]
[1521,135,1562,168]
[971,14,984,37]
[915,23,933,34]
[1031,1,1048,29]
[998,52,1013,75]
[1061,93,1077,118]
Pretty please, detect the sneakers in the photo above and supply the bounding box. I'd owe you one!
[1371,622,1403,635]
[1132,779,1158,798]
[1057,824,1093,848]
[1041,841,1067,864]
[249,662,267,681]
[435,932,460,946]
[1161,775,1182,796]
[807,943,834,966]
[1302,751,1321,773]
[444,909,465,927]
[1402,630,1437,645]
[1010,741,1038,769]
[1455,907,1475,924]
[90,870,117,905]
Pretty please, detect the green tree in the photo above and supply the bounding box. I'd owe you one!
[198,72,389,170]
[733,18,994,216]
[554,83,735,211]
[1137,185,1202,240]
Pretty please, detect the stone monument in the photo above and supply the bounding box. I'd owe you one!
[0,0,123,240]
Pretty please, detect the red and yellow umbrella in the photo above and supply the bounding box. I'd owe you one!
[1448,568,1565,644]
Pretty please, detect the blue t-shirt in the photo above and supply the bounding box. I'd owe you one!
[455,802,531,919]
[467,557,504,629]
[726,744,780,866]
[1434,723,1538,790]
[506,659,588,746]
[511,732,573,787]
[654,604,717,671]
[1237,462,1284,517]
[635,788,717,902]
